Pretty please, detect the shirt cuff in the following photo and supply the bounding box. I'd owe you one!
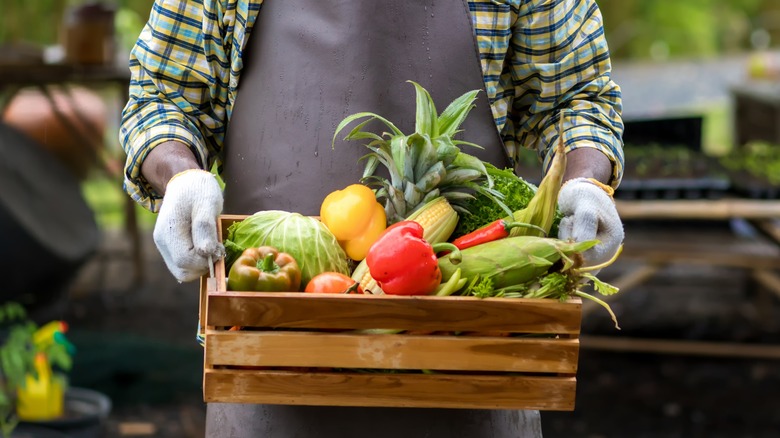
[124,124,205,213]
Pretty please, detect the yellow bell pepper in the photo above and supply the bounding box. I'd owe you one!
[320,184,387,260]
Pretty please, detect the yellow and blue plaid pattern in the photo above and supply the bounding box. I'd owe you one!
[121,0,624,212]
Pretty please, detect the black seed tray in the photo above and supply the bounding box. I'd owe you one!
[722,169,780,200]
[614,177,732,201]
[728,182,780,199]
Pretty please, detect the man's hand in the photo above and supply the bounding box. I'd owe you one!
[557,177,623,269]
[153,169,224,282]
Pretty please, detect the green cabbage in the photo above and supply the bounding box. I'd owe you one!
[224,211,351,289]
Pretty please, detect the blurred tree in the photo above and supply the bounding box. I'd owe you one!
[756,0,780,48]
[599,0,767,60]
[0,0,777,61]
[0,0,153,52]
[0,0,65,47]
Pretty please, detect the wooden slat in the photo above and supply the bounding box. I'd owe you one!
[198,276,208,339]
[752,269,780,299]
[616,199,780,220]
[218,215,245,241]
[619,247,780,270]
[203,214,582,409]
[207,292,582,334]
[751,219,780,246]
[581,335,780,360]
[205,331,579,373]
[203,369,576,410]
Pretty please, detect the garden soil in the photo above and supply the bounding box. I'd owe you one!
[57,220,780,438]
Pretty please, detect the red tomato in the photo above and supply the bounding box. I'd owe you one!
[305,272,363,294]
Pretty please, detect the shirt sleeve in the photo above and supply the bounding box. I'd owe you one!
[505,0,625,187]
[119,0,259,212]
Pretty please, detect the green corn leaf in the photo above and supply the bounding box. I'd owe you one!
[438,89,479,136]
[559,251,575,271]
[575,290,620,330]
[409,81,438,137]
[581,273,620,296]
[527,254,554,268]
[570,239,600,254]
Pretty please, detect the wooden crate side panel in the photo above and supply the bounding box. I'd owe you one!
[203,370,576,411]
[206,293,582,334]
[219,215,245,241]
[204,331,579,373]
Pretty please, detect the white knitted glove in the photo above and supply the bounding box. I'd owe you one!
[557,177,624,269]
[153,169,224,282]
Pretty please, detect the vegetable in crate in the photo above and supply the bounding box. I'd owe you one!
[320,184,387,261]
[451,219,546,250]
[228,246,302,292]
[438,235,623,328]
[351,196,459,294]
[332,81,508,224]
[452,118,568,239]
[438,236,597,290]
[334,81,509,293]
[305,272,363,294]
[366,220,461,296]
[224,210,351,288]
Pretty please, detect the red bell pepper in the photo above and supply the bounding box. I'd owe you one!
[366,221,461,296]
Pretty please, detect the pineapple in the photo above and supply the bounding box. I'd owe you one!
[332,81,509,224]
[333,81,510,294]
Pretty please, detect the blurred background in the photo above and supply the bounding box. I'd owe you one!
[2,0,780,437]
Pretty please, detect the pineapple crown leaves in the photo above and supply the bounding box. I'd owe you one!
[332,112,403,147]
[332,80,509,222]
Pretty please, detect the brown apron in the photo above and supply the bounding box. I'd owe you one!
[210,0,542,436]
[222,0,511,215]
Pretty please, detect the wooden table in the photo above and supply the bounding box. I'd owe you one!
[0,61,144,287]
[581,198,780,359]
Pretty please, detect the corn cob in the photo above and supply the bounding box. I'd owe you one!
[509,116,567,237]
[351,196,458,294]
[437,235,598,290]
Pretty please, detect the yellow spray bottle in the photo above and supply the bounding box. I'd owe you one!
[16,321,71,421]
[16,352,64,420]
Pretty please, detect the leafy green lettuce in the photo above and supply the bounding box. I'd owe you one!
[453,164,562,238]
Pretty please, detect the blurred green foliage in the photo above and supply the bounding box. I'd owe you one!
[2,0,779,61]
[600,0,773,60]
[0,0,153,52]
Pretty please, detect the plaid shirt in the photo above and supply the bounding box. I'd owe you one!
[121,0,624,212]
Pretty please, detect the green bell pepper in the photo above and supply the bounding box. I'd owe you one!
[227,246,302,292]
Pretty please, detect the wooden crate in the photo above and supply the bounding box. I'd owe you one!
[199,215,582,411]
